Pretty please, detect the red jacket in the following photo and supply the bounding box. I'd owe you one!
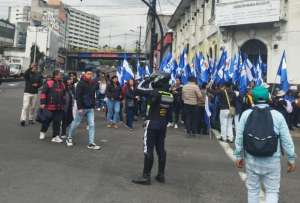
[40,79,66,111]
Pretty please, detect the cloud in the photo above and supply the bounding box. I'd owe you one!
[0,0,180,48]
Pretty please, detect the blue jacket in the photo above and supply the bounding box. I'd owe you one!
[234,104,296,164]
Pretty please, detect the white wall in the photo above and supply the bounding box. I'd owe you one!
[25,26,62,62]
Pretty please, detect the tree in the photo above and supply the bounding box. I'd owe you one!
[30,44,45,64]
[116,45,123,51]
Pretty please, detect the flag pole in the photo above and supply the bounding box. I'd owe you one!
[270,74,278,96]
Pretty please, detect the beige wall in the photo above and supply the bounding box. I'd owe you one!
[171,0,300,84]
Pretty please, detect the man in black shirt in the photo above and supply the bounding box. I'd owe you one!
[20,64,43,126]
[132,72,173,185]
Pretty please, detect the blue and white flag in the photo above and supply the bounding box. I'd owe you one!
[136,61,145,80]
[160,52,174,74]
[200,57,210,84]
[170,59,178,85]
[277,51,289,93]
[177,48,188,76]
[121,58,134,85]
[232,53,242,85]
[204,95,211,128]
[193,52,202,84]
[213,49,227,84]
[117,65,123,86]
[181,63,191,85]
[239,61,248,95]
[145,64,151,77]
[255,55,263,86]
[245,57,254,82]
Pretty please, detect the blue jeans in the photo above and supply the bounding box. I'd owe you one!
[68,109,95,145]
[126,106,134,128]
[96,92,105,109]
[107,99,120,124]
[246,159,281,203]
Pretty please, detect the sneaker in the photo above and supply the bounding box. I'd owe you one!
[87,143,101,150]
[66,138,73,147]
[20,120,26,127]
[51,136,63,143]
[113,124,119,129]
[39,132,46,140]
[28,120,35,125]
[167,123,173,128]
[174,124,178,129]
[97,108,101,111]
[107,124,112,128]
[61,135,67,139]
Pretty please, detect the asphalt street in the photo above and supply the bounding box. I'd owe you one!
[0,82,299,203]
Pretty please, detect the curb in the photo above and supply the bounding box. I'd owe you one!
[0,78,23,83]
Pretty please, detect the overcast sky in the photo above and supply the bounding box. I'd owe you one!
[0,0,180,49]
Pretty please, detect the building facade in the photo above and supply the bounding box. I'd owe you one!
[0,20,15,52]
[65,6,100,50]
[145,14,172,69]
[8,6,31,49]
[169,0,300,84]
[8,6,31,25]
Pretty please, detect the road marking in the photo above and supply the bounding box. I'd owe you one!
[8,83,18,87]
[212,129,265,203]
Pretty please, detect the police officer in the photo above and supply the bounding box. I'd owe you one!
[132,72,173,185]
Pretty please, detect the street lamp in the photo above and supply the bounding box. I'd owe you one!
[130,26,143,61]
[140,0,164,65]
[77,0,164,64]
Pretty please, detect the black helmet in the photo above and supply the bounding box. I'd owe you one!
[150,72,171,89]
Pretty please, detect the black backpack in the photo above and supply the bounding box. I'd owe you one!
[243,107,278,157]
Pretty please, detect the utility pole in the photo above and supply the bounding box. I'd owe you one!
[149,0,156,71]
[137,25,143,61]
[33,26,38,64]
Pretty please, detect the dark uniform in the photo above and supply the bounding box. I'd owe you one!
[132,73,173,185]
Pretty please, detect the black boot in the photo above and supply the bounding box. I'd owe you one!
[20,120,26,127]
[132,175,151,185]
[132,155,153,185]
[156,152,166,183]
[155,174,165,183]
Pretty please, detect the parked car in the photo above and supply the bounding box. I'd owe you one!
[9,64,23,78]
[0,64,10,79]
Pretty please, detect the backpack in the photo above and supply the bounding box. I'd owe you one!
[243,107,278,157]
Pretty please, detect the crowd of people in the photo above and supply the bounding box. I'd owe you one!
[18,63,298,202]
[19,63,300,147]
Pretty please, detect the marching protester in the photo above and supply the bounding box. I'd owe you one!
[170,78,183,129]
[66,68,101,150]
[39,70,65,143]
[235,86,296,203]
[96,73,107,111]
[20,63,43,126]
[210,83,235,142]
[106,75,122,129]
[132,72,174,185]
[61,75,75,139]
[197,84,207,135]
[182,76,203,137]
[124,79,137,130]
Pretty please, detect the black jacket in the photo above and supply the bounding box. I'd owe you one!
[24,69,43,94]
[106,82,122,101]
[209,88,235,110]
[76,78,97,110]
[125,86,136,108]
[137,80,173,129]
